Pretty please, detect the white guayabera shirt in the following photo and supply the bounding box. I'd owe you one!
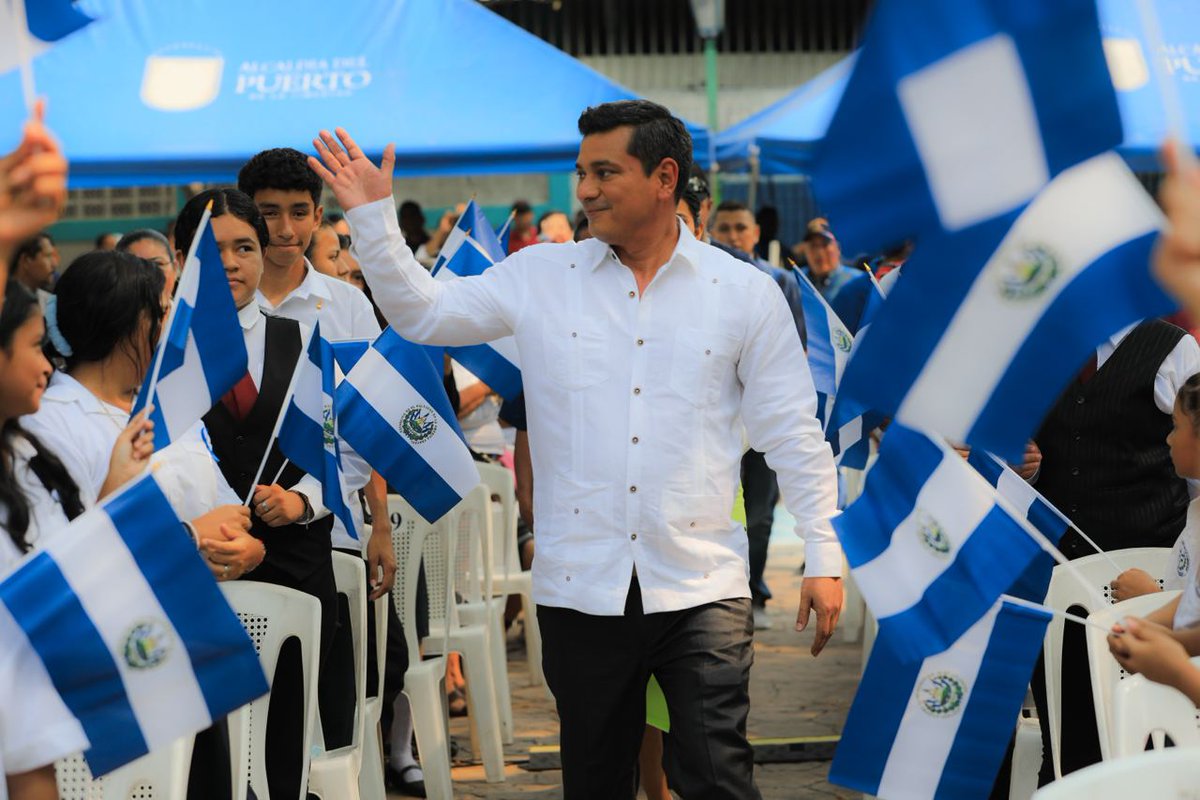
[348,198,841,616]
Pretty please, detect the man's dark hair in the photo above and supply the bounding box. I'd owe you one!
[577,100,693,202]
[511,200,533,216]
[8,232,51,271]
[714,199,751,216]
[237,147,323,207]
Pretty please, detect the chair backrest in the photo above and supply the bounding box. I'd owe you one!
[1032,747,1200,799]
[1042,547,1170,777]
[1110,655,1200,758]
[365,592,387,704]
[477,461,519,578]
[388,494,456,669]
[56,739,193,800]
[1085,590,1184,760]
[453,483,495,607]
[326,552,369,755]
[220,581,322,800]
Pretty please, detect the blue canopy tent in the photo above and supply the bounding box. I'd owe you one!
[716,0,1198,176]
[0,0,709,187]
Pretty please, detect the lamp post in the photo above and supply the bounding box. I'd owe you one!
[689,0,724,202]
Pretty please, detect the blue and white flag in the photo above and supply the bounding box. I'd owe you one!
[811,0,1121,256]
[837,153,1173,462]
[968,449,1075,603]
[2,0,94,74]
[431,200,522,401]
[0,474,267,776]
[831,596,1051,799]
[132,206,248,452]
[335,327,479,524]
[331,338,372,375]
[274,323,360,539]
[796,270,854,422]
[495,211,514,256]
[835,424,1044,662]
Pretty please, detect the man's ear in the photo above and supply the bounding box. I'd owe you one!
[314,204,324,225]
[657,158,680,201]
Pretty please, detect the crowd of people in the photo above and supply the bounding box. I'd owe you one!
[1,92,1200,800]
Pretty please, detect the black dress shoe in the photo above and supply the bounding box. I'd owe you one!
[385,765,427,798]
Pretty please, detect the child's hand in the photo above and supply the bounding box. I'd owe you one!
[99,408,154,498]
[1111,568,1161,601]
[1108,616,1191,686]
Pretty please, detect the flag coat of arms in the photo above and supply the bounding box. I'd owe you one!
[831,597,1051,799]
[335,327,479,523]
[274,322,362,539]
[431,200,522,401]
[0,474,266,776]
[811,0,1121,256]
[836,153,1173,462]
[834,425,1045,661]
[132,206,248,452]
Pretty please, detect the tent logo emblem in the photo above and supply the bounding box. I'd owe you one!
[141,45,224,112]
[833,328,853,354]
[915,510,952,557]
[124,619,172,670]
[400,405,437,444]
[998,244,1059,301]
[917,672,966,717]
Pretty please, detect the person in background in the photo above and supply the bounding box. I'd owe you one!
[538,210,573,244]
[116,228,177,299]
[305,219,349,281]
[325,211,352,238]
[506,199,537,253]
[8,232,55,294]
[398,200,430,253]
[413,204,465,269]
[753,205,789,265]
[93,231,119,251]
[795,217,856,303]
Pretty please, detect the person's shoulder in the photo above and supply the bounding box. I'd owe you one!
[692,241,771,289]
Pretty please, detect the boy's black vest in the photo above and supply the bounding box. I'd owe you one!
[1036,320,1189,556]
[203,314,332,580]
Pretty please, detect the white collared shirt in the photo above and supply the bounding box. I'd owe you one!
[253,264,377,547]
[348,198,840,615]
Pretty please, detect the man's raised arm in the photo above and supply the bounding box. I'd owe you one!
[309,128,522,346]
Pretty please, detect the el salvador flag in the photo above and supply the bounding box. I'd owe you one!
[335,327,479,524]
[274,323,360,539]
[812,0,1121,256]
[0,474,267,777]
[968,449,1075,603]
[2,0,94,74]
[830,596,1051,799]
[837,153,1173,463]
[431,200,522,401]
[835,424,1044,662]
[132,206,247,452]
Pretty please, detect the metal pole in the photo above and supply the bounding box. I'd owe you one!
[704,35,721,204]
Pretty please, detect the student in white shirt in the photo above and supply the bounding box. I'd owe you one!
[312,101,841,799]
[23,251,261,581]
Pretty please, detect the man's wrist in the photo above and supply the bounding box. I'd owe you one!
[290,490,314,525]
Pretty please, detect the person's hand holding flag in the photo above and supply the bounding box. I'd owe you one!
[1154,140,1200,320]
[309,128,395,212]
[0,99,67,263]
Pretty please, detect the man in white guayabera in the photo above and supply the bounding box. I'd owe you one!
[308,100,842,800]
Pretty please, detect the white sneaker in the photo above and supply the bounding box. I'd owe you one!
[753,606,772,631]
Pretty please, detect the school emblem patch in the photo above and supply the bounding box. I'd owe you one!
[833,327,853,354]
[400,404,438,444]
[1179,542,1190,579]
[123,619,172,670]
[917,672,967,718]
[998,244,1059,301]
[915,510,952,557]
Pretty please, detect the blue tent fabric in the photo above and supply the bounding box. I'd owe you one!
[714,55,856,174]
[0,0,709,187]
[717,0,1198,175]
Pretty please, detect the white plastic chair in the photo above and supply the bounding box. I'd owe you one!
[1110,655,1200,758]
[477,460,544,686]
[308,552,369,799]
[358,591,389,800]
[1011,711,1043,800]
[221,580,322,800]
[1031,747,1200,799]
[55,738,194,800]
[389,494,454,800]
[448,483,514,744]
[1042,547,1169,778]
[423,487,507,782]
[1084,589,1182,761]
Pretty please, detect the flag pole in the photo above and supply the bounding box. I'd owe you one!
[862,262,888,300]
[136,203,212,419]
[1134,0,1196,169]
[1002,595,1115,636]
[242,325,318,504]
[11,0,37,113]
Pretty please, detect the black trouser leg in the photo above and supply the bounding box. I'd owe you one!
[740,449,778,606]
